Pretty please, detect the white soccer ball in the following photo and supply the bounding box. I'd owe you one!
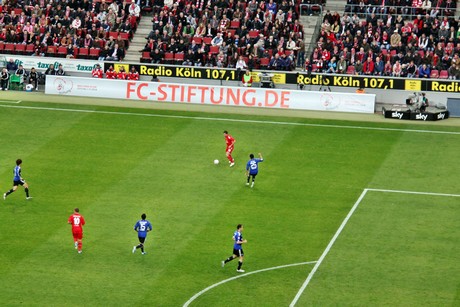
[214,159,219,165]
[25,84,34,92]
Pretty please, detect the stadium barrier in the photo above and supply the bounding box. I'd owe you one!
[2,54,460,94]
[45,75,376,113]
[105,61,460,93]
[0,54,102,73]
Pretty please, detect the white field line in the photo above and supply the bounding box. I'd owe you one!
[289,188,460,306]
[183,261,318,307]
[289,189,369,307]
[367,188,460,197]
[0,100,21,103]
[0,104,459,135]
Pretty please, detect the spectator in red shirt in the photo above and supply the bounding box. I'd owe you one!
[362,57,375,75]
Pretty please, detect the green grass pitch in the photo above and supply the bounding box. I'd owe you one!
[0,101,459,306]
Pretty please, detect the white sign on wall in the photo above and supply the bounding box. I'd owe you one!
[45,76,376,113]
[0,54,102,73]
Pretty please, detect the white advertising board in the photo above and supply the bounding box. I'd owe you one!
[0,54,102,73]
[45,76,376,113]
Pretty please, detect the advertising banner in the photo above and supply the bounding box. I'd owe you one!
[45,76,376,113]
[0,54,102,73]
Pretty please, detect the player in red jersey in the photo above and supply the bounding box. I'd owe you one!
[128,67,139,80]
[117,66,128,79]
[91,64,103,78]
[223,130,236,167]
[68,208,86,254]
[105,65,117,79]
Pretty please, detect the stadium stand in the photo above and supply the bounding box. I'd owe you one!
[0,0,141,61]
[309,0,460,78]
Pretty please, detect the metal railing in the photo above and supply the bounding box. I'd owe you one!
[300,4,324,70]
[329,4,457,20]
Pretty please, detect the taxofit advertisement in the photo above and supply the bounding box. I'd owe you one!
[45,76,376,113]
[0,54,102,73]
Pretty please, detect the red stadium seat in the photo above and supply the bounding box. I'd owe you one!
[140,51,151,63]
[89,48,100,59]
[203,37,212,45]
[26,44,34,54]
[192,37,202,45]
[346,65,355,75]
[163,52,174,64]
[57,46,68,57]
[46,46,57,56]
[259,57,270,69]
[78,47,89,59]
[174,52,184,63]
[209,45,219,54]
[230,21,240,29]
[248,30,259,38]
[439,70,448,79]
[0,41,4,52]
[4,43,15,54]
[430,69,439,78]
[15,44,26,55]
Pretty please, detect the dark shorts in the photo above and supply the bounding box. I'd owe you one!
[138,236,146,243]
[248,173,258,178]
[233,248,244,257]
[13,180,25,186]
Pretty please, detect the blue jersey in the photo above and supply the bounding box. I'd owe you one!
[13,166,21,181]
[233,230,243,250]
[134,219,152,238]
[246,158,263,175]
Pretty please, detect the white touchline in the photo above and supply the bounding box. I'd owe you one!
[0,100,21,103]
[0,104,459,135]
[289,188,460,306]
[183,261,318,307]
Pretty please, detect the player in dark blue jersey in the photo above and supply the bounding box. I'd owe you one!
[221,224,247,273]
[3,159,31,200]
[133,213,153,255]
[246,153,264,188]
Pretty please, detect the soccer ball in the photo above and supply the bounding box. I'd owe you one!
[25,84,34,92]
[214,159,219,165]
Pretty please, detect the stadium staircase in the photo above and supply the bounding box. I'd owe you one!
[124,16,153,62]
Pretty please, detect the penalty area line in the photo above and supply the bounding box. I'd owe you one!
[289,187,460,306]
[289,189,369,307]
[183,261,317,307]
[0,104,459,135]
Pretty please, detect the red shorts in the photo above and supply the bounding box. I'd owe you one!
[72,229,83,240]
[226,146,234,154]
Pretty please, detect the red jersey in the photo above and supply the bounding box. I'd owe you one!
[117,71,128,79]
[68,213,85,231]
[128,71,139,80]
[225,134,235,147]
[106,69,117,79]
[92,68,103,78]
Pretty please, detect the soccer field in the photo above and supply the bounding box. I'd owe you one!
[0,99,459,306]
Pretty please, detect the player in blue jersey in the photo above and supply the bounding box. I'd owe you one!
[221,224,247,273]
[246,153,263,188]
[3,159,31,200]
[133,213,153,255]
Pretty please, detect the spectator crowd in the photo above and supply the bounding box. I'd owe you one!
[0,0,143,61]
[140,0,306,71]
[308,0,460,79]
